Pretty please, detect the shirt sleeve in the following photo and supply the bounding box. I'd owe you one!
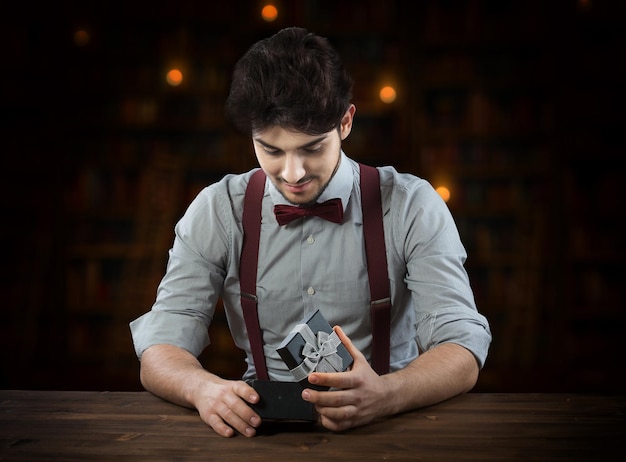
[129,178,234,359]
[389,172,492,368]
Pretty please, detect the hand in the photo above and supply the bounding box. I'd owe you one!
[301,326,392,432]
[193,378,261,438]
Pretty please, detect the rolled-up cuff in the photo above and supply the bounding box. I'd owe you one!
[129,311,210,359]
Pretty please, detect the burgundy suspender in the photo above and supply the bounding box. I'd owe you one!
[359,164,391,375]
[240,165,391,379]
[240,170,269,380]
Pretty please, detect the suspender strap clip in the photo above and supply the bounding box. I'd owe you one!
[240,292,258,302]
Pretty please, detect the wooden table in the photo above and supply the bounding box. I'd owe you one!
[1,390,624,461]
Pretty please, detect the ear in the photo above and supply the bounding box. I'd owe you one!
[339,104,356,141]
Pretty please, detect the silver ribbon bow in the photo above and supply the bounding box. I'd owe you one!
[289,324,344,382]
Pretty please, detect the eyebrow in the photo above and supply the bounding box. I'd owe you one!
[254,135,328,151]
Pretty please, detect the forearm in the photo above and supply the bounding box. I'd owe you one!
[139,343,223,410]
[382,343,479,415]
[140,344,261,438]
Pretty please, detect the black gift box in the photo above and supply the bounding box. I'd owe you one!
[248,380,315,421]
[276,309,353,390]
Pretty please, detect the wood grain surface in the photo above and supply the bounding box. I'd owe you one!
[1,390,624,461]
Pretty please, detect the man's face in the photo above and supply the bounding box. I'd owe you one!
[252,105,355,206]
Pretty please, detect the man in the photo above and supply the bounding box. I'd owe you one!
[130,27,491,438]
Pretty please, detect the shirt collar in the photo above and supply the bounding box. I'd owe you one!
[268,151,353,212]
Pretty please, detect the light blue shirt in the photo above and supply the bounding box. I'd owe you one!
[130,152,492,381]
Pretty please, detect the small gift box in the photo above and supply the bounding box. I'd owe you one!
[248,380,315,421]
[277,309,353,390]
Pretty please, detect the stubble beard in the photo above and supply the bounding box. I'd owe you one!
[276,151,342,207]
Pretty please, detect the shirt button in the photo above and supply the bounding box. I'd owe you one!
[307,287,315,296]
[306,235,315,244]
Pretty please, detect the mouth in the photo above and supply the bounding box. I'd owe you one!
[282,179,313,194]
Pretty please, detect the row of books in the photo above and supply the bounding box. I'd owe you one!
[420,142,551,171]
[418,1,547,44]
[468,265,540,314]
[567,224,622,261]
[419,51,539,84]
[66,167,141,212]
[449,178,546,210]
[567,268,623,309]
[109,96,227,127]
[107,63,231,95]
[65,260,123,310]
[66,164,224,212]
[420,88,551,134]
[456,217,524,256]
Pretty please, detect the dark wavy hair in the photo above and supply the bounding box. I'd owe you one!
[225,27,353,135]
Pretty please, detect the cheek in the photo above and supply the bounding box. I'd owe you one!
[255,152,282,177]
[253,148,268,168]
[254,153,265,170]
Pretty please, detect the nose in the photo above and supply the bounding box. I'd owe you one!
[281,153,306,184]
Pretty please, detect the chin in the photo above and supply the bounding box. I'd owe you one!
[278,185,323,206]
[286,196,316,207]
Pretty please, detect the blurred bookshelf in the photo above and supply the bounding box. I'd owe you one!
[57,9,254,387]
[1,0,624,393]
[409,0,558,391]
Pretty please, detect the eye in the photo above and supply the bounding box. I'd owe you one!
[303,145,323,153]
[262,146,281,155]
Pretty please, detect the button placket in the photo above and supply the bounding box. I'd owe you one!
[301,222,321,310]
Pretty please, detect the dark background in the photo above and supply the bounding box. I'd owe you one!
[1,0,624,393]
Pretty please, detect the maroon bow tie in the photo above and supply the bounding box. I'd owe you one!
[274,198,344,226]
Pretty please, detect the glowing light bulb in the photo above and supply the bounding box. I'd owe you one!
[74,29,90,46]
[262,5,278,22]
[379,85,397,104]
[436,186,451,202]
[166,69,183,87]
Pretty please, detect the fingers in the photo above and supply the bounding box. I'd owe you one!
[198,380,261,438]
[206,413,237,437]
[236,380,260,406]
[318,405,359,432]
[303,387,359,432]
[307,326,369,390]
[218,401,259,438]
[333,325,364,363]
[302,327,380,433]
[229,382,262,435]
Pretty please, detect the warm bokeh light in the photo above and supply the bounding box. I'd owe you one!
[436,186,451,202]
[166,69,183,86]
[261,4,278,22]
[379,85,397,103]
[74,29,90,47]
